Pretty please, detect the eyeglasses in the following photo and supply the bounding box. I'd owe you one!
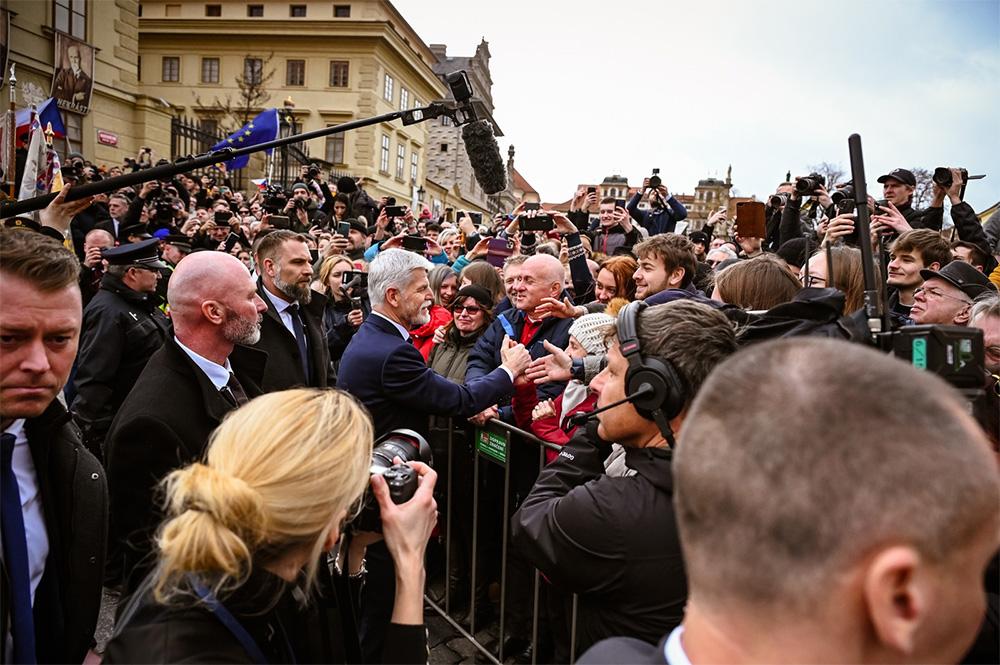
[801,274,827,287]
[453,305,484,315]
[913,286,972,306]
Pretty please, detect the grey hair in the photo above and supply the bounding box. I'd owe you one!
[368,248,433,307]
[707,246,739,262]
[969,291,1000,325]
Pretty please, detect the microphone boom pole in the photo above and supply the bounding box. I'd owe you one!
[1,99,476,219]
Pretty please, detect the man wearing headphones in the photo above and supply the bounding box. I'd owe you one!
[511,300,738,656]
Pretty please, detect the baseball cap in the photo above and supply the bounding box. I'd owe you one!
[876,168,916,187]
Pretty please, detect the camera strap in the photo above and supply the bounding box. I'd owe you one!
[189,575,287,664]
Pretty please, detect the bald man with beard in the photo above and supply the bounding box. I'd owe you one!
[105,252,269,595]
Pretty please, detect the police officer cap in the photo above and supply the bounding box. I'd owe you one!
[101,237,169,269]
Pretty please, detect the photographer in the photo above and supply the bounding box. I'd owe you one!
[922,167,998,274]
[318,255,371,366]
[283,182,329,231]
[591,197,640,256]
[511,300,738,656]
[875,167,932,229]
[626,176,688,236]
[105,389,436,664]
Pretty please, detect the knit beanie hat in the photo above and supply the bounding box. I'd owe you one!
[568,313,615,355]
[336,176,357,194]
[453,284,494,311]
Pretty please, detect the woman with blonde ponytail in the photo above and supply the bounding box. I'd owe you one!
[105,388,438,663]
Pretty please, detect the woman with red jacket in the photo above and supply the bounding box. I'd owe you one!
[410,264,457,360]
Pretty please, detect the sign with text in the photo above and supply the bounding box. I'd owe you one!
[476,428,508,466]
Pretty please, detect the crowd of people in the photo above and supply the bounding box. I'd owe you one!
[1,152,998,665]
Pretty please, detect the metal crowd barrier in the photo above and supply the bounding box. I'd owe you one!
[423,416,581,664]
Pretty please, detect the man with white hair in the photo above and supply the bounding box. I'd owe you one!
[338,248,531,438]
[337,248,532,663]
[105,251,269,594]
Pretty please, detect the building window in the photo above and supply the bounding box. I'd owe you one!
[383,73,394,102]
[201,57,219,83]
[137,55,141,81]
[60,111,83,156]
[165,4,181,17]
[399,88,409,111]
[396,144,405,180]
[54,0,87,39]
[162,56,180,82]
[200,118,219,136]
[440,143,448,153]
[247,4,263,16]
[329,60,349,87]
[244,57,263,85]
[138,4,143,17]
[286,59,305,86]
[440,116,451,126]
[205,4,221,16]
[410,152,418,184]
[290,4,306,17]
[380,135,390,173]
[325,133,345,165]
[334,4,351,17]
[412,98,421,110]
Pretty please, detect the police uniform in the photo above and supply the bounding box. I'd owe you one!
[71,238,171,456]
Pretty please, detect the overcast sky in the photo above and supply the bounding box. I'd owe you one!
[395,0,999,212]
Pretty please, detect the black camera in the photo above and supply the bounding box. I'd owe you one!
[153,199,176,223]
[768,192,790,208]
[830,184,854,205]
[794,173,826,195]
[353,429,433,533]
[931,167,985,190]
[262,185,288,214]
[648,167,661,190]
[307,165,320,180]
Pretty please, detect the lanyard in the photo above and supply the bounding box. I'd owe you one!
[189,576,296,665]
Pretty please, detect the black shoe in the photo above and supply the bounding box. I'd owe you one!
[501,637,531,662]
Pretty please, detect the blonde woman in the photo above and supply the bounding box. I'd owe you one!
[106,389,437,663]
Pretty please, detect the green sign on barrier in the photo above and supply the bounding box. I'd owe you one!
[476,428,507,465]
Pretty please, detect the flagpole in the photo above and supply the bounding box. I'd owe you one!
[6,64,15,198]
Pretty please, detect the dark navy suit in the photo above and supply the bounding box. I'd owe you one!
[338,312,513,438]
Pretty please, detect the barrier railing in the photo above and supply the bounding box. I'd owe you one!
[424,415,581,664]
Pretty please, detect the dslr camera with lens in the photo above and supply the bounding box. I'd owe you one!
[648,168,662,190]
[352,429,433,533]
[794,173,826,195]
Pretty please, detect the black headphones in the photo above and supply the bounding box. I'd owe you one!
[616,300,687,443]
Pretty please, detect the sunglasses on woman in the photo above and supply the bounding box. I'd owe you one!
[452,304,484,315]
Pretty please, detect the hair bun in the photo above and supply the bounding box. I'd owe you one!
[166,463,267,546]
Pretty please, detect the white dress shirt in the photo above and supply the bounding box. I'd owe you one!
[664,626,692,665]
[175,337,232,391]
[262,284,298,337]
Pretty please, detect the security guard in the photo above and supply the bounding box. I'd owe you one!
[71,238,171,457]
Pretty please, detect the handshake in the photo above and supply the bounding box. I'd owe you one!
[499,334,532,379]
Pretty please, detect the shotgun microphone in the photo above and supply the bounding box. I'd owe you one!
[565,384,654,430]
[461,119,507,195]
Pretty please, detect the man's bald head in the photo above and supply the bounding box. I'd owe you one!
[168,251,255,330]
[85,228,114,247]
[523,253,565,285]
[514,253,566,314]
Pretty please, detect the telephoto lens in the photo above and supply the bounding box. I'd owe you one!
[794,173,826,194]
[830,184,854,205]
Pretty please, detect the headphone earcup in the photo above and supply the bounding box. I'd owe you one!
[627,356,686,422]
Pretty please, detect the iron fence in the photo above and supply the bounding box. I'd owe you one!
[425,416,581,664]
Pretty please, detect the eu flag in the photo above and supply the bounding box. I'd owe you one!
[211,108,279,170]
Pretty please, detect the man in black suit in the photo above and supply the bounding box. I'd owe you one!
[580,339,1000,665]
[338,247,531,662]
[0,231,107,663]
[105,251,268,594]
[233,229,332,391]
